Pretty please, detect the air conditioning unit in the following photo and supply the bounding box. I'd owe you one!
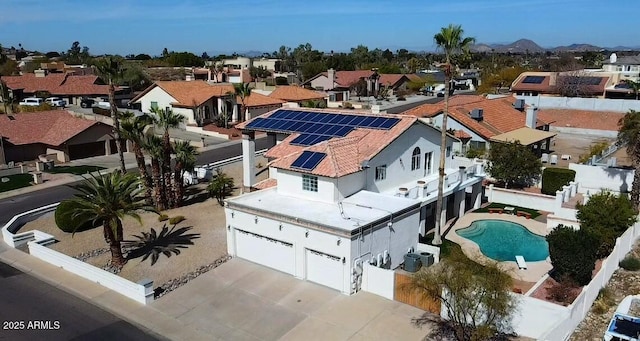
[470,108,483,121]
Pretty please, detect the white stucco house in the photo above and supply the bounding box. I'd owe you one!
[224,107,486,294]
[131,81,238,128]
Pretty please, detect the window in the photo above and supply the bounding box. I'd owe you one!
[302,174,318,192]
[150,101,158,110]
[469,141,486,150]
[446,146,452,157]
[411,147,421,171]
[375,165,387,181]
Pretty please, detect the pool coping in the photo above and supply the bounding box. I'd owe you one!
[445,213,553,283]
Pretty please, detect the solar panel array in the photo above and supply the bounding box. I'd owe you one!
[522,76,545,84]
[246,109,400,146]
[291,151,327,170]
[562,76,602,86]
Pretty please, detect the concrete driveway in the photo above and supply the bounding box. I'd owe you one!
[151,259,432,341]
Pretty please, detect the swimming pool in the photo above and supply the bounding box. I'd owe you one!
[456,219,549,262]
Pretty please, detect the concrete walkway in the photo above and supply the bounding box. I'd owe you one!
[0,239,431,340]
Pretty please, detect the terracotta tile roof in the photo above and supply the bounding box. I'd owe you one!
[132,81,235,107]
[1,73,112,96]
[253,178,278,190]
[263,134,307,159]
[268,86,327,102]
[454,130,472,139]
[537,108,624,131]
[402,95,547,139]
[0,110,100,146]
[311,70,413,89]
[510,72,553,93]
[510,72,609,95]
[239,92,284,108]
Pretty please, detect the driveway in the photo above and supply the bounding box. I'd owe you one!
[151,259,432,341]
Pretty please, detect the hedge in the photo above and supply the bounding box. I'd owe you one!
[542,167,576,195]
[55,200,101,233]
[547,224,599,285]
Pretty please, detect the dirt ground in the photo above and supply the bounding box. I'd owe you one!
[20,159,268,288]
[549,132,630,168]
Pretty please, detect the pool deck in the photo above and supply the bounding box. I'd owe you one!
[445,213,553,283]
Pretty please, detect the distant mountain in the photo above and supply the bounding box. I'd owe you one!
[551,44,602,52]
[471,39,640,53]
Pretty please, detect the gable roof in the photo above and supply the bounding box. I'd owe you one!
[402,95,548,139]
[306,70,414,89]
[0,111,101,146]
[239,92,284,107]
[510,71,609,95]
[268,86,327,102]
[537,108,624,132]
[131,81,235,107]
[1,73,113,96]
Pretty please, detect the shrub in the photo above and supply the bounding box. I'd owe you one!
[54,200,100,233]
[158,214,169,222]
[168,215,185,225]
[342,101,353,109]
[275,76,288,85]
[546,275,579,305]
[92,106,111,116]
[19,103,53,113]
[592,287,615,314]
[466,147,485,159]
[546,224,599,285]
[619,256,640,271]
[541,168,576,195]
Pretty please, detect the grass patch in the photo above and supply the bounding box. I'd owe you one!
[45,165,106,175]
[0,174,33,192]
[423,232,461,259]
[473,202,541,219]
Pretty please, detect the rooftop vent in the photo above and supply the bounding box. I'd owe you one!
[470,108,483,121]
[514,99,526,111]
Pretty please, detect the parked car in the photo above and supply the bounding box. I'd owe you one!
[80,97,95,108]
[45,97,67,107]
[18,97,44,106]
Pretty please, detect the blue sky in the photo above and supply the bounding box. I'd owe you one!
[0,0,637,56]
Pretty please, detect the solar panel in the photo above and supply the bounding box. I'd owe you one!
[522,76,545,84]
[291,151,327,170]
[369,117,387,128]
[379,118,399,129]
[292,134,331,146]
[246,117,267,128]
[327,115,344,124]
[346,116,367,126]
[269,110,288,119]
[334,126,353,136]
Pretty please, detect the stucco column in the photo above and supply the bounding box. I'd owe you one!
[242,132,256,191]
[419,205,427,236]
[472,182,482,209]
[569,181,577,197]
[232,103,239,123]
[105,140,111,156]
[440,195,448,229]
[456,190,466,217]
[555,190,563,212]
[562,185,570,203]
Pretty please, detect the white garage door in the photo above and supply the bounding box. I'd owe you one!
[235,229,295,275]
[305,249,344,292]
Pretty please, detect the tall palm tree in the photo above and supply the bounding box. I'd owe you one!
[234,82,252,122]
[65,172,155,267]
[432,24,475,245]
[173,140,198,207]
[151,107,184,208]
[143,134,167,210]
[94,56,126,173]
[618,109,640,210]
[120,113,154,203]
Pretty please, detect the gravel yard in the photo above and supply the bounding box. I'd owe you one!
[19,159,268,295]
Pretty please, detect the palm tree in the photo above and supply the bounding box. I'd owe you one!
[432,24,475,245]
[94,56,127,173]
[623,79,640,100]
[65,172,155,267]
[151,107,185,208]
[143,134,167,210]
[120,113,154,203]
[173,140,198,207]
[618,110,640,210]
[208,168,235,206]
[234,83,252,122]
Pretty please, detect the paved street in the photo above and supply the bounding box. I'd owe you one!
[0,261,161,341]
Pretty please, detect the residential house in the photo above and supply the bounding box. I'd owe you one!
[131,81,237,127]
[304,69,420,101]
[225,107,485,294]
[510,71,614,98]
[403,95,556,155]
[0,111,116,163]
[268,85,327,106]
[1,70,120,105]
[237,92,284,121]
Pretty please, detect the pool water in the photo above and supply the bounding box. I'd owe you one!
[456,219,549,262]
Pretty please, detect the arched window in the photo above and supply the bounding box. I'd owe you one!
[411,147,421,171]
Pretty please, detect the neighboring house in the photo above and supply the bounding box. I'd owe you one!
[1,70,121,105]
[510,71,614,98]
[0,111,116,163]
[237,92,284,121]
[226,107,485,294]
[403,95,556,155]
[537,108,625,138]
[131,81,238,127]
[304,69,420,101]
[602,53,640,82]
[268,85,327,106]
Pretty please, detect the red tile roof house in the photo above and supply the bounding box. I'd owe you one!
[510,71,614,98]
[303,69,421,105]
[226,107,486,295]
[0,111,116,163]
[1,70,123,106]
[267,85,328,107]
[402,95,556,156]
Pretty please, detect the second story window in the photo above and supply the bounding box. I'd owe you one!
[375,165,387,181]
[151,101,158,110]
[411,147,421,171]
[302,174,318,192]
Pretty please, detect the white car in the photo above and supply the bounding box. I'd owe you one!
[45,97,67,107]
[18,97,44,106]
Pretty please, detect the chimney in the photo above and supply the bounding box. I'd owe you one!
[34,69,46,78]
[514,99,526,111]
[470,108,483,121]
[526,105,537,128]
[327,68,336,88]
[549,73,557,86]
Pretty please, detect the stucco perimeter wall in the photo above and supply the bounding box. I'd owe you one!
[518,95,640,112]
[569,163,634,194]
[361,264,394,300]
[486,185,556,212]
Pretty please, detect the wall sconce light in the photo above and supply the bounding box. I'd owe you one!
[231,211,235,218]
[254,216,259,224]
[279,223,283,231]
[305,230,309,238]
[227,225,230,231]
[342,257,346,264]
[337,238,341,246]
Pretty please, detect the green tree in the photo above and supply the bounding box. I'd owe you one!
[432,24,475,245]
[152,107,185,208]
[63,172,156,267]
[234,83,252,121]
[249,66,271,81]
[406,248,516,341]
[93,56,127,173]
[617,109,640,209]
[208,168,235,205]
[173,140,198,207]
[0,78,14,114]
[623,79,640,100]
[301,60,327,82]
[486,141,542,188]
[546,225,599,285]
[165,52,203,67]
[120,113,154,203]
